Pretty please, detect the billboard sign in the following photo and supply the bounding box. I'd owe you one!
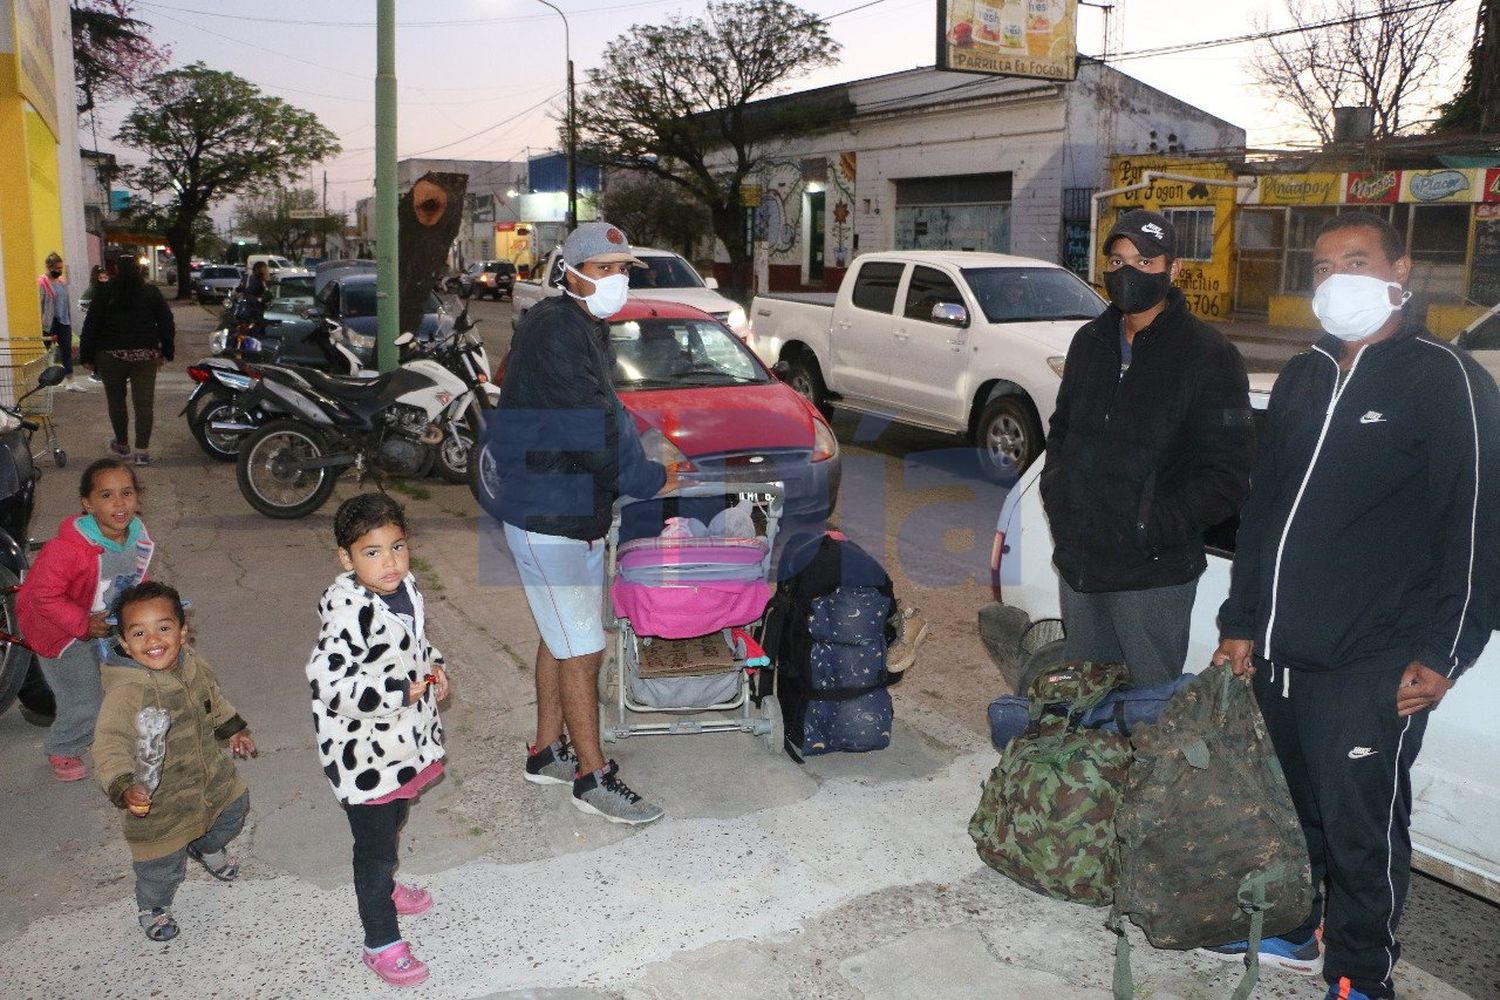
[938,0,1078,81]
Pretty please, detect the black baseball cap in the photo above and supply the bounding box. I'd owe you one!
[1105,209,1176,259]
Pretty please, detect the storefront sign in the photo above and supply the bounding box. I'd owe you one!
[1402,169,1475,204]
[0,0,57,137]
[1257,172,1340,205]
[740,184,762,207]
[1483,169,1500,203]
[494,221,516,232]
[937,0,1078,82]
[1471,204,1500,306]
[1344,170,1400,205]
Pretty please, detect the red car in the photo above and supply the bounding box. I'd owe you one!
[487,299,839,522]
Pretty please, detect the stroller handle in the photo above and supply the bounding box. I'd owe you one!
[615,480,785,509]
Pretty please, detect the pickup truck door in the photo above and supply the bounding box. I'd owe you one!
[887,264,973,425]
[829,260,906,405]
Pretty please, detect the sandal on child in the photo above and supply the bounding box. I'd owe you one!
[186,844,240,882]
[362,940,429,986]
[392,882,433,916]
[139,907,179,942]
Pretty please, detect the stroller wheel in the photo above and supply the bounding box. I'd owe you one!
[54,448,66,468]
[760,695,784,755]
[599,704,618,744]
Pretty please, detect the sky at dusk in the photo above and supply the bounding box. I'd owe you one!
[93,0,1479,218]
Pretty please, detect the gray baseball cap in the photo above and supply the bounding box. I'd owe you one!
[560,222,646,268]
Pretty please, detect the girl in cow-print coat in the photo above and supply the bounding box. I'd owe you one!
[306,493,448,985]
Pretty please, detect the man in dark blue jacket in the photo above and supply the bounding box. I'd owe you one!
[1210,213,1500,1000]
[485,222,678,826]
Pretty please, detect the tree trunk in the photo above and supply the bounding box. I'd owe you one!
[397,172,468,335]
[711,204,751,302]
[168,225,194,301]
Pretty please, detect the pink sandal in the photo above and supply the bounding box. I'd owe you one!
[391,882,432,916]
[362,940,428,986]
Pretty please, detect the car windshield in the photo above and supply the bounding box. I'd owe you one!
[611,318,766,387]
[628,255,704,290]
[273,276,314,300]
[203,267,238,279]
[962,267,1105,324]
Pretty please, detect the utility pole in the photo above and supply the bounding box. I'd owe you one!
[375,0,400,372]
[534,0,577,233]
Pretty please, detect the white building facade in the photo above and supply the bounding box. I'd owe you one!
[708,63,1244,292]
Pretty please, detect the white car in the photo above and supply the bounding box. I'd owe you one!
[511,246,748,337]
[1456,301,1500,385]
[747,251,1104,480]
[978,372,1500,903]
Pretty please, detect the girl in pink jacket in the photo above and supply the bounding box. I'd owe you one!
[17,458,153,781]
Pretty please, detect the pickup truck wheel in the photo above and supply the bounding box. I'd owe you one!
[785,356,831,417]
[976,395,1041,482]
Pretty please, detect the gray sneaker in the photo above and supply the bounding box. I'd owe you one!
[572,760,664,825]
[524,739,578,785]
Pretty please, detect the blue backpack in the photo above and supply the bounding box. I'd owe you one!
[988,673,1195,751]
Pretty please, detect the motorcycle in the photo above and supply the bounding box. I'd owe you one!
[232,325,498,518]
[0,363,67,719]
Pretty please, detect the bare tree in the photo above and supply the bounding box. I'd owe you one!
[574,0,840,296]
[1250,0,1458,143]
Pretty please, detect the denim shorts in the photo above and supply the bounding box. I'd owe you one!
[503,523,606,659]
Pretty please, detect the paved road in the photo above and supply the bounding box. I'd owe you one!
[0,295,1490,999]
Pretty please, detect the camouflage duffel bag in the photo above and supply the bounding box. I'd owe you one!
[969,661,1133,906]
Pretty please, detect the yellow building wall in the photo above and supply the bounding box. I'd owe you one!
[1102,156,1240,322]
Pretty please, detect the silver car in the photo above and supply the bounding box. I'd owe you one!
[196,265,244,304]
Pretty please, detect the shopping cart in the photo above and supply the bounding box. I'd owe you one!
[0,343,65,468]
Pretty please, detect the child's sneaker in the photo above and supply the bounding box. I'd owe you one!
[572,760,664,825]
[391,882,432,916]
[138,907,179,942]
[1324,978,1377,1000]
[524,738,578,785]
[1198,932,1322,975]
[133,450,151,467]
[107,438,129,457]
[48,754,86,781]
[362,940,429,986]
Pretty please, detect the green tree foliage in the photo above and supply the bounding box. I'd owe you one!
[72,1,170,116]
[1433,0,1497,134]
[236,188,342,258]
[574,0,840,296]
[600,174,711,258]
[115,64,340,298]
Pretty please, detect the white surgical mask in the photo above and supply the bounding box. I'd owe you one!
[1311,273,1410,342]
[565,265,629,319]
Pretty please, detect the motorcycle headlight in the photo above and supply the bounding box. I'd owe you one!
[638,426,697,472]
[347,330,377,352]
[812,417,838,462]
[210,329,229,353]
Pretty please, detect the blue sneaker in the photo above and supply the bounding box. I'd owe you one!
[1197,932,1322,975]
[1324,978,1376,1000]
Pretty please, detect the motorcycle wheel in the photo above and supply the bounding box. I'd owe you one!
[189,390,246,462]
[236,419,340,519]
[435,411,479,484]
[0,564,34,717]
[468,430,501,510]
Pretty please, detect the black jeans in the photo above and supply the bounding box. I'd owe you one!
[344,798,408,949]
[48,320,73,375]
[94,353,158,450]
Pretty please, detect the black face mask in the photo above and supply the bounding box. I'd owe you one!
[48,268,62,279]
[1103,265,1171,315]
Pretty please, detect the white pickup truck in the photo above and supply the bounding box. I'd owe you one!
[746,251,1105,480]
[512,245,748,336]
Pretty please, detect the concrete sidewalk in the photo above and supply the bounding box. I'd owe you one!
[0,303,1472,999]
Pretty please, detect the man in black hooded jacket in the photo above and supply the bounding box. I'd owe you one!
[1040,209,1254,687]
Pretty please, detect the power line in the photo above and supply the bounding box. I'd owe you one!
[134,0,690,29]
[401,91,565,158]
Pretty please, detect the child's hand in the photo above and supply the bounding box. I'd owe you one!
[86,611,111,638]
[228,730,257,759]
[431,666,450,702]
[123,785,152,817]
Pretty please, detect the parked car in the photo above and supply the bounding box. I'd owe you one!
[1456,301,1500,385]
[513,246,749,338]
[485,299,839,524]
[747,251,1105,480]
[246,253,299,277]
[196,265,244,303]
[978,371,1500,905]
[460,260,517,301]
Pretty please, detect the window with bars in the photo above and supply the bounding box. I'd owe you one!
[1164,208,1215,261]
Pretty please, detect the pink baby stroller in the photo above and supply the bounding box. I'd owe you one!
[602,481,784,749]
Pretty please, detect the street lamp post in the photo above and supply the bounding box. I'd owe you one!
[534,0,577,234]
[375,0,400,372]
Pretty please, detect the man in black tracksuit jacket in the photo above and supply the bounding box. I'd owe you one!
[1214,213,1500,1000]
[1041,210,1255,687]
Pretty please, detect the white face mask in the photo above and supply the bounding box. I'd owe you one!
[1311,272,1410,342]
[565,265,629,320]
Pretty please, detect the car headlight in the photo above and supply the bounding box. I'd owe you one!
[638,426,697,472]
[812,418,838,462]
[725,306,749,338]
[1047,356,1066,378]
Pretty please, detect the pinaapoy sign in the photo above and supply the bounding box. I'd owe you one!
[1258,173,1340,205]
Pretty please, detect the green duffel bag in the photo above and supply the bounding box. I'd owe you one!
[1110,663,1314,1000]
[969,661,1132,906]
